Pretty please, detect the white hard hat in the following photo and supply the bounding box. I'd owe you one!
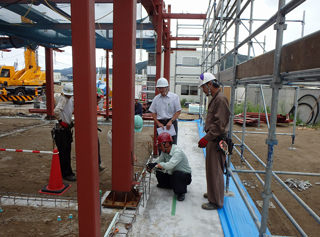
[156,77,169,88]
[62,83,74,96]
[199,72,216,87]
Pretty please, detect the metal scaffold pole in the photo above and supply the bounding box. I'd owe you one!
[226,0,240,193]
[259,0,286,235]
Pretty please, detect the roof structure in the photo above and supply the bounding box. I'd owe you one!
[0,1,156,51]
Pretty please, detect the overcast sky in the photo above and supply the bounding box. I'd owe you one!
[0,0,319,70]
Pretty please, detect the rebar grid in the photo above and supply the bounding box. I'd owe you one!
[104,154,154,237]
[0,192,77,209]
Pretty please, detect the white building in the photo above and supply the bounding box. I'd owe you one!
[170,50,202,103]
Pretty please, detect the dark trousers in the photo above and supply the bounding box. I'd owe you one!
[54,128,74,177]
[156,170,192,195]
[157,119,178,144]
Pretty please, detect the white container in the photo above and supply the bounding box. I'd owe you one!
[188,104,204,114]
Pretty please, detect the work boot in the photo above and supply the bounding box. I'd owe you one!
[202,202,220,210]
[177,193,185,201]
[63,175,76,182]
[203,193,208,199]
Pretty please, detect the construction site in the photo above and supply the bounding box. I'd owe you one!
[0,0,319,236]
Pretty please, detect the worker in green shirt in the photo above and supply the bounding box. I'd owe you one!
[147,132,192,201]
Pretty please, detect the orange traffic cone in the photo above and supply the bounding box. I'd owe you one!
[39,149,71,195]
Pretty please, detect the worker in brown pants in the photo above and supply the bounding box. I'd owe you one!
[198,72,230,210]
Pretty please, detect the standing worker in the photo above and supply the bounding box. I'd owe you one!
[96,87,105,171]
[198,72,230,210]
[135,96,143,117]
[149,77,181,144]
[53,83,76,182]
[147,132,192,201]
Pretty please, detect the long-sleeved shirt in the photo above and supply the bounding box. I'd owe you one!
[54,94,74,124]
[154,144,191,175]
[204,91,230,141]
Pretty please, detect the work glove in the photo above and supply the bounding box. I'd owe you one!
[198,137,208,148]
[146,162,157,173]
[59,120,69,128]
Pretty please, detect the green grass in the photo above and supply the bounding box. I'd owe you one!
[234,102,270,115]
[180,98,187,108]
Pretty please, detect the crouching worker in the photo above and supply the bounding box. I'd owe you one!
[146,132,192,201]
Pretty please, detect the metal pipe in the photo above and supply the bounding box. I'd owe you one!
[233,134,320,226]
[290,87,299,149]
[233,131,293,136]
[240,85,248,161]
[247,0,254,59]
[232,145,307,236]
[226,0,240,193]
[232,169,320,176]
[209,0,305,70]
[104,212,120,237]
[228,167,261,229]
[259,85,270,129]
[260,0,286,232]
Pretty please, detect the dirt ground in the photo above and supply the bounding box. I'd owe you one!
[0,113,154,236]
[0,108,319,236]
[231,123,320,236]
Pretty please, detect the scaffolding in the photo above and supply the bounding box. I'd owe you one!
[200,0,320,236]
[172,21,203,96]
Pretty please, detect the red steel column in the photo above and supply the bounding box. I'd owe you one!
[112,0,136,191]
[70,1,100,236]
[163,5,171,83]
[106,49,109,119]
[45,47,54,119]
[153,0,163,155]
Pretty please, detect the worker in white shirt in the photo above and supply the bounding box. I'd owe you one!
[53,83,76,182]
[149,77,181,144]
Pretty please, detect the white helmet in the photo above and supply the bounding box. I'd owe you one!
[199,72,216,87]
[62,83,74,96]
[156,77,169,88]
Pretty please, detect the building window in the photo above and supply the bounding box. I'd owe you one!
[190,86,198,95]
[181,85,198,96]
[182,57,199,66]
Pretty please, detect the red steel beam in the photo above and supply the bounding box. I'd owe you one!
[170,37,200,41]
[153,0,163,156]
[112,0,136,191]
[162,13,206,19]
[70,1,100,236]
[44,48,54,119]
[163,5,171,82]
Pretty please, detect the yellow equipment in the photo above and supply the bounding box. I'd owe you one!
[0,47,46,97]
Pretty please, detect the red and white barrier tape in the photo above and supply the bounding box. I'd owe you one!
[0,148,57,155]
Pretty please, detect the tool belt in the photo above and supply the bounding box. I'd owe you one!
[216,135,234,175]
[51,122,73,147]
[216,135,234,155]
